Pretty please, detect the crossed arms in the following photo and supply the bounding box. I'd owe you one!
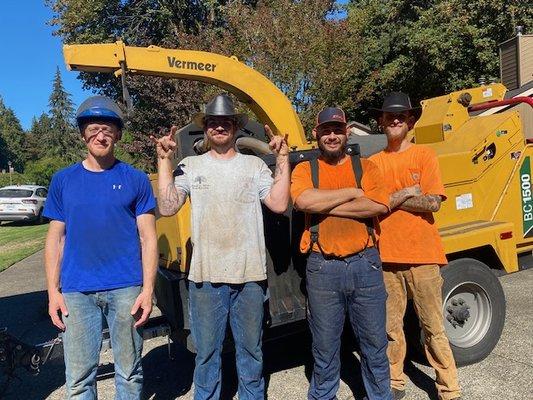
[294,187,388,218]
[294,184,441,218]
[389,185,442,212]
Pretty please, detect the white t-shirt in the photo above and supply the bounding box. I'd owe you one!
[174,152,274,283]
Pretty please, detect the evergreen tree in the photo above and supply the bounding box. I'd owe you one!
[49,67,75,130]
[343,0,533,121]
[27,114,53,161]
[43,67,83,162]
[0,96,25,172]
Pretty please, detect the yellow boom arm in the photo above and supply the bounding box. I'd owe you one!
[63,41,308,149]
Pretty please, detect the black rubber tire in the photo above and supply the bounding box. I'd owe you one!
[36,208,45,225]
[404,258,506,367]
[440,258,506,366]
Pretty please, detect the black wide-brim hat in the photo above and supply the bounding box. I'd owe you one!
[369,92,421,120]
[193,93,249,129]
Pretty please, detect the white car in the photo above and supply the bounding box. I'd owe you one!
[0,185,48,225]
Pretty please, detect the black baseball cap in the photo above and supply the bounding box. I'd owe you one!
[315,107,347,129]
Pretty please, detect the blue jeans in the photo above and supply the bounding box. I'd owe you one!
[189,281,266,400]
[306,248,392,400]
[62,286,143,400]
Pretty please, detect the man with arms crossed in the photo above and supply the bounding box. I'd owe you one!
[151,93,290,400]
[44,96,158,399]
[291,107,392,400]
[369,92,461,400]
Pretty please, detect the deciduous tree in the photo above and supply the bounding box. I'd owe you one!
[344,0,533,120]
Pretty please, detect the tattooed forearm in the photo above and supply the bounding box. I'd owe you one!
[158,182,186,216]
[399,194,442,213]
[390,188,411,209]
[263,155,290,213]
[273,156,288,184]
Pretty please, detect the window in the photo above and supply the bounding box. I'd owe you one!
[0,189,33,198]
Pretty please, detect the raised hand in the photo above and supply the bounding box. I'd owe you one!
[265,125,289,157]
[150,126,178,159]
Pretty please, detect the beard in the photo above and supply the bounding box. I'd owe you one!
[318,140,346,163]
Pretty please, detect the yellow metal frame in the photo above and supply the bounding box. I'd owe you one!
[440,221,518,272]
[63,41,308,149]
[415,83,507,144]
[417,84,532,272]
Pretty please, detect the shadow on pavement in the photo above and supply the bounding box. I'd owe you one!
[0,291,56,343]
[0,220,49,228]
[0,290,65,400]
[405,360,438,400]
[142,343,195,400]
[0,289,439,400]
[138,327,376,400]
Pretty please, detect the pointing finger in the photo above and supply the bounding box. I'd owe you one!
[264,124,274,140]
[169,125,178,138]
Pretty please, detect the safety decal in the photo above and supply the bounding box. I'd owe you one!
[520,156,533,237]
[455,193,473,210]
[482,87,493,98]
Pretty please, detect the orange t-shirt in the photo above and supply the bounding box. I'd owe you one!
[290,156,389,257]
[369,145,447,265]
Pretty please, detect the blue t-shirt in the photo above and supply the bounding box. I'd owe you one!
[43,161,156,293]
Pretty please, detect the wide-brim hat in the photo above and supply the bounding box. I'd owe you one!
[369,92,421,120]
[193,93,249,129]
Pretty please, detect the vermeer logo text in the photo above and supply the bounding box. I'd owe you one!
[167,57,217,72]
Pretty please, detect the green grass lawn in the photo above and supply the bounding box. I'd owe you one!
[0,223,48,272]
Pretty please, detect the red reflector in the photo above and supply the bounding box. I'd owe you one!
[500,231,513,240]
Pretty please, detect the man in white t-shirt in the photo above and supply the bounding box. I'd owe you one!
[151,93,290,400]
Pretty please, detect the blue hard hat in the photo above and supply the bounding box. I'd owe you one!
[76,96,124,130]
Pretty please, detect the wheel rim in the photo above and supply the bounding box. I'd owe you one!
[442,281,492,348]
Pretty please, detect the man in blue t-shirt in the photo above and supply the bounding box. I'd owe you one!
[43,96,157,399]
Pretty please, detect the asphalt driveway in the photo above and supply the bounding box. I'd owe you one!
[0,250,531,399]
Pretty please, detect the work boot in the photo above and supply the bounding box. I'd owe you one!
[392,388,406,400]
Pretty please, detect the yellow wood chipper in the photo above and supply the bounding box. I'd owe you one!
[59,40,533,367]
[1,37,531,384]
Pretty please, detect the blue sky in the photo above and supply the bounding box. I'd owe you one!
[0,0,349,131]
[1,1,93,131]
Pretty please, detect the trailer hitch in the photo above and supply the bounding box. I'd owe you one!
[1,328,41,374]
[0,316,171,396]
[0,328,61,398]
[1,316,171,397]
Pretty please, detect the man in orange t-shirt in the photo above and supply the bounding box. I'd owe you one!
[291,107,392,400]
[369,93,461,400]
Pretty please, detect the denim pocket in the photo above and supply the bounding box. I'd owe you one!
[306,253,324,273]
[361,247,383,271]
